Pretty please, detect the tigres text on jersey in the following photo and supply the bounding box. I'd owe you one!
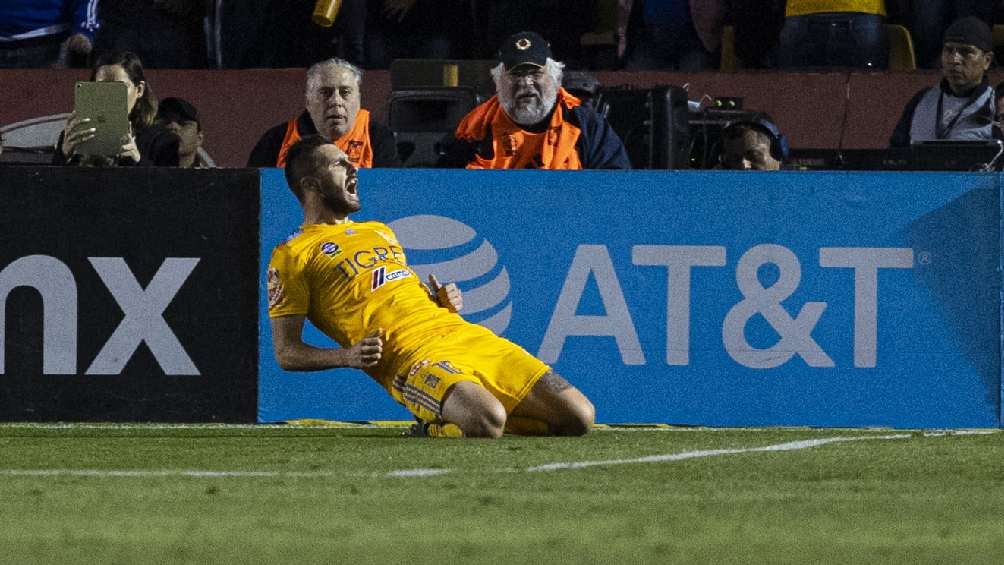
[267,221,468,385]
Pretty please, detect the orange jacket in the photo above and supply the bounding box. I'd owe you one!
[277,109,374,168]
[454,88,585,169]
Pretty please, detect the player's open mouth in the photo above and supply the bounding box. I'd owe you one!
[346,176,358,194]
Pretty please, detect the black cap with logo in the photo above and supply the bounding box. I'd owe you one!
[497,31,552,71]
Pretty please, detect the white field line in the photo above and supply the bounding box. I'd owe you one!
[0,434,918,480]
[525,434,912,472]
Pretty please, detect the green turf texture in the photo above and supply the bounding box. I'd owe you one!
[1,425,1001,564]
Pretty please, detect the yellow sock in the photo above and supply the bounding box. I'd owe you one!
[426,423,465,438]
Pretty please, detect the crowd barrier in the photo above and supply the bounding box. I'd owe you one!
[2,166,1001,427]
[259,168,1001,428]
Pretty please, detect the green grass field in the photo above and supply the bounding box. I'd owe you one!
[1,424,1002,564]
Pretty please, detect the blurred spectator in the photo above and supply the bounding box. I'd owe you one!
[912,1,995,69]
[248,58,400,168]
[156,96,214,168]
[364,0,474,69]
[95,0,207,68]
[619,0,725,70]
[890,17,997,147]
[776,0,892,70]
[440,31,630,169]
[55,51,180,166]
[718,115,787,171]
[0,1,99,68]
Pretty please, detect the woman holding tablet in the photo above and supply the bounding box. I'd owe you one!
[55,51,179,166]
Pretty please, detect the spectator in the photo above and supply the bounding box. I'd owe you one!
[0,1,99,68]
[440,31,630,169]
[890,17,997,147]
[718,115,788,171]
[95,0,207,68]
[56,51,180,166]
[619,0,725,70]
[776,0,890,70]
[156,96,214,168]
[248,58,400,168]
[912,1,995,69]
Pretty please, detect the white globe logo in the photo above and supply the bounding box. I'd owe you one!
[388,215,511,334]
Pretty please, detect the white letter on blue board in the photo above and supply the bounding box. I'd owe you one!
[538,245,644,365]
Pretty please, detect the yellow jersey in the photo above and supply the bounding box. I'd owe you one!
[267,220,468,386]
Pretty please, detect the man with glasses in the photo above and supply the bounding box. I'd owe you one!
[440,31,630,169]
[890,17,998,147]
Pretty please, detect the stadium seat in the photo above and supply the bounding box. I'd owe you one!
[388,87,479,168]
[886,24,916,72]
[720,23,916,71]
[579,0,619,69]
[720,25,737,72]
[389,59,497,100]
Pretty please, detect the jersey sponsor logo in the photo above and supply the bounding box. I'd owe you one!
[267,267,284,308]
[320,242,341,257]
[387,215,512,335]
[370,266,412,291]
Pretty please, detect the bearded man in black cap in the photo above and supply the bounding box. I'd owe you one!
[890,16,999,147]
[440,31,630,169]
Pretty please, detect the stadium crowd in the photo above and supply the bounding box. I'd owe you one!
[4,1,1004,170]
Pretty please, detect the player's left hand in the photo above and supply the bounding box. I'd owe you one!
[428,274,462,313]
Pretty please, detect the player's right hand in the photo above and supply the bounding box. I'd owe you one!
[347,329,383,368]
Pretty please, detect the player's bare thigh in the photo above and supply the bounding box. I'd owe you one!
[510,372,595,436]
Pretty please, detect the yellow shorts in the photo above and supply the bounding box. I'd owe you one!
[386,324,550,422]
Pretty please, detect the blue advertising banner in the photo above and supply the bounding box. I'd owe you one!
[259,168,1002,428]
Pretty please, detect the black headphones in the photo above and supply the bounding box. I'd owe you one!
[723,113,790,162]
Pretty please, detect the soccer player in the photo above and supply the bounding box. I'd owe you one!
[267,135,595,438]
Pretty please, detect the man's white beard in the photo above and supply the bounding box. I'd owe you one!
[499,87,558,126]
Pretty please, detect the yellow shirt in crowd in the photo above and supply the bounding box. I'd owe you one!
[785,0,886,17]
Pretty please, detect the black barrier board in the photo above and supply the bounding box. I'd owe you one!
[0,166,259,422]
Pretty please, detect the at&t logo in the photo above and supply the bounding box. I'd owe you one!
[388,215,511,334]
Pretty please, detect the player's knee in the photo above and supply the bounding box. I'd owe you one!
[555,398,595,437]
[462,403,506,438]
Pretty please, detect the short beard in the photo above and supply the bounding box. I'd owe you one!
[499,86,557,127]
[492,59,563,127]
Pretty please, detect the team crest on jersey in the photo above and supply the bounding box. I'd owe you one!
[423,374,441,388]
[320,242,341,257]
[371,266,412,291]
[434,360,463,375]
[267,268,284,308]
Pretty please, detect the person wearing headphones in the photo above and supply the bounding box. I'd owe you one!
[718,114,788,171]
